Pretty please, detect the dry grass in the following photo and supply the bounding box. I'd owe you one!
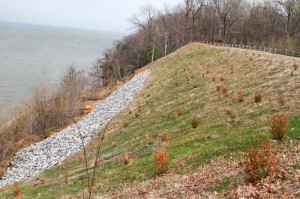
[3,43,300,198]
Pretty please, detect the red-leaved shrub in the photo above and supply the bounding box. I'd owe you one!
[270,113,289,140]
[254,91,262,102]
[153,150,169,175]
[124,152,129,165]
[222,87,228,97]
[190,115,199,128]
[162,131,170,142]
[177,108,183,117]
[243,137,278,183]
[237,91,244,102]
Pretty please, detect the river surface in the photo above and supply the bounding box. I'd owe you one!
[0,22,124,121]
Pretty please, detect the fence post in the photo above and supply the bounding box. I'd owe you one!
[275,48,277,54]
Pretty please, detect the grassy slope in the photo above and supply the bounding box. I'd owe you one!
[1,43,300,198]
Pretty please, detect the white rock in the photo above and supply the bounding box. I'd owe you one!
[0,69,151,187]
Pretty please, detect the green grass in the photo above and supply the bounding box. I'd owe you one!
[215,178,231,192]
[1,43,300,197]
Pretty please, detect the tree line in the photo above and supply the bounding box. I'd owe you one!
[90,0,300,86]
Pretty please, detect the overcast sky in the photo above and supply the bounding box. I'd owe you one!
[0,0,183,33]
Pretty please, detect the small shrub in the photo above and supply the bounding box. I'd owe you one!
[270,113,289,140]
[220,77,224,81]
[123,121,129,128]
[138,105,142,113]
[123,152,129,165]
[177,108,183,117]
[190,115,199,128]
[153,150,169,175]
[112,141,117,147]
[44,129,52,138]
[162,131,170,142]
[14,184,21,199]
[243,137,278,183]
[128,108,133,114]
[237,91,244,102]
[145,133,150,142]
[216,85,222,91]
[211,75,216,82]
[254,91,262,102]
[39,177,45,185]
[222,87,228,97]
[294,63,298,71]
[224,107,233,116]
[135,112,139,118]
[152,132,158,139]
[291,71,295,77]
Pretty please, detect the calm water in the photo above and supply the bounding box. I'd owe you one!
[0,22,123,121]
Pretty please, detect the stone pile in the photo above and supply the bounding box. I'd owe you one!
[0,69,151,187]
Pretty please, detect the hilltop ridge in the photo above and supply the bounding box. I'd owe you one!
[1,43,300,198]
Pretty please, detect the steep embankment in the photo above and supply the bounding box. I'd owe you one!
[1,43,300,198]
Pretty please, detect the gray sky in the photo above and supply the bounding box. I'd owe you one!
[0,0,183,33]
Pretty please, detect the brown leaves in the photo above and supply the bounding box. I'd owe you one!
[106,140,300,198]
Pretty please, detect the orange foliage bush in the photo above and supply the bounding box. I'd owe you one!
[237,91,244,102]
[243,137,278,183]
[152,132,158,139]
[14,184,21,199]
[138,105,142,113]
[222,87,228,97]
[123,121,129,128]
[190,115,199,128]
[211,75,216,82]
[270,113,289,140]
[153,150,169,175]
[145,133,150,142]
[124,152,129,165]
[177,108,183,117]
[162,131,170,142]
[254,91,262,102]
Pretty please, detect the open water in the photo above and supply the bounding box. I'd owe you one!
[0,22,123,121]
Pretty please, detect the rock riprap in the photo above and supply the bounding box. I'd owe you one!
[0,69,151,187]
